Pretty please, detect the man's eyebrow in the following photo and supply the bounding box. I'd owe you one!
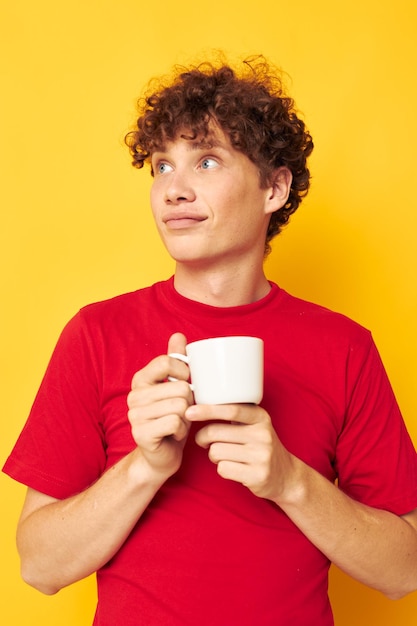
[179,134,224,150]
[150,135,225,157]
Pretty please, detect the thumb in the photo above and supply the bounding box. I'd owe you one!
[167,332,187,356]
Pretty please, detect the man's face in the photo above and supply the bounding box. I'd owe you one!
[149,126,279,269]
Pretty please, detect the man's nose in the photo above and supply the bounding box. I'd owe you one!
[164,171,196,204]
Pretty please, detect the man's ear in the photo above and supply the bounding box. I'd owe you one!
[264,167,293,215]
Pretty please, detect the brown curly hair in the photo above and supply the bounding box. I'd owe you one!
[125,55,314,253]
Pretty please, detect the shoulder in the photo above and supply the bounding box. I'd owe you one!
[275,287,372,346]
[74,279,171,327]
[53,280,171,351]
[80,283,155,317]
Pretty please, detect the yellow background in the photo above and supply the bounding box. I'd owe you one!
[1,0,416,623]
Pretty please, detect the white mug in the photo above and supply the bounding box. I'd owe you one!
[169,336,263,405]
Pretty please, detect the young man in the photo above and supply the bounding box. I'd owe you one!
[3,57,417,625]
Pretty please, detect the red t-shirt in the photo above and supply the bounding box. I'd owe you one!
[4,279,417,625]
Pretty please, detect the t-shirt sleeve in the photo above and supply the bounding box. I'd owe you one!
[335,333,417,516]
[2,312,107,499]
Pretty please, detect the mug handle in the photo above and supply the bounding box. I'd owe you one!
[167,352,194,390]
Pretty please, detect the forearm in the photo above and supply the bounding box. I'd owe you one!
[277,456,417,598]
[17,449,166,595]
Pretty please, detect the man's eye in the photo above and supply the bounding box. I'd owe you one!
[201,158,218,170]
[157,162,173,174]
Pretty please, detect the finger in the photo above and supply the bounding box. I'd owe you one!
[195,423,249,448]
[131,353,191,389]
[131,334,189,389]
[132,354,177,387]
[167,332,192,384]
[216,460,253,485]
[167,332,187,356]
[207,442,248,465]
[216,459,277,498]
[129,394,191,421]
[128,379,193,410]
[186,403,266,425]
[134,413,189,447]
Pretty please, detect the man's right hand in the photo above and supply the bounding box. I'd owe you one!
[16,332,194,595]
[127,332,194,479]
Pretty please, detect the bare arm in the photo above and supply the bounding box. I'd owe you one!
[276,457,417,599]
[17,451,163,595]
[277,460,417,599]
[187,402,417,599]
[17,333,192,595]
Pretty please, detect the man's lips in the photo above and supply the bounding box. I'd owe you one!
[163,212,207,229]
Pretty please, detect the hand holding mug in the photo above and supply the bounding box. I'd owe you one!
[169,335,264,405]
[186,402,294,503]
[127,333,193,478]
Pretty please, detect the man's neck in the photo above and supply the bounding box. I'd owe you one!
[173,263,271,307]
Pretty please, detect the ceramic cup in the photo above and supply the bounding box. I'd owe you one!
[169,335,264,405]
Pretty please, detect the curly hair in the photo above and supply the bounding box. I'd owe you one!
[125,55,314,253]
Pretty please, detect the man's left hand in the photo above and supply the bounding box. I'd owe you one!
[185,403,296,502]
